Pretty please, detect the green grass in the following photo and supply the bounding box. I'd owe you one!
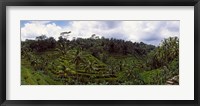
[140,69,162,84]
[21,65,63,85]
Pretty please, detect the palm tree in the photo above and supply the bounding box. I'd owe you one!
[57,36,70,55]
[73,49,84,70]
[84,60,96,73]
[150,37,179,69]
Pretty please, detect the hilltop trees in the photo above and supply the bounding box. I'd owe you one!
[25,35,56,52]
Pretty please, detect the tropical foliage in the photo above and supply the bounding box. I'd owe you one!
[21,34,179,85]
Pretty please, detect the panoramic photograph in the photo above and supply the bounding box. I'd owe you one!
[21,20,179,85]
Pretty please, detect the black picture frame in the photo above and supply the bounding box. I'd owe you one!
[0,0,199,106]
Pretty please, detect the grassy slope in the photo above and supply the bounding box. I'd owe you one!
[21,49,175,85]
[21,59,63,85]
[21,66,62,85]
[21,49,112,85]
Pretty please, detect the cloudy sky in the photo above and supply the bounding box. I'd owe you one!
[21,20,179,45]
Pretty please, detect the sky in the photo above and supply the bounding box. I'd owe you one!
[20,20,180,46]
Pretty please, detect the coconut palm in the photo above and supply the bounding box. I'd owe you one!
[73,49,84,70]
[84,60,96,73]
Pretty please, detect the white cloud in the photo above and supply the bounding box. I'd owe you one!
[21,21,63,41]
[121,21,180,45]
[21,21,180,45]
[65,21,101,39]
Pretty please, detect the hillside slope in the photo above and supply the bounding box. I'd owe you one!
[21,36,179,85]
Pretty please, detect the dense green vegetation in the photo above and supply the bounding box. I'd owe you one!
[21,34,179,85]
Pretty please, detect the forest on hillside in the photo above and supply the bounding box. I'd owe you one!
[21,34,179,85]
